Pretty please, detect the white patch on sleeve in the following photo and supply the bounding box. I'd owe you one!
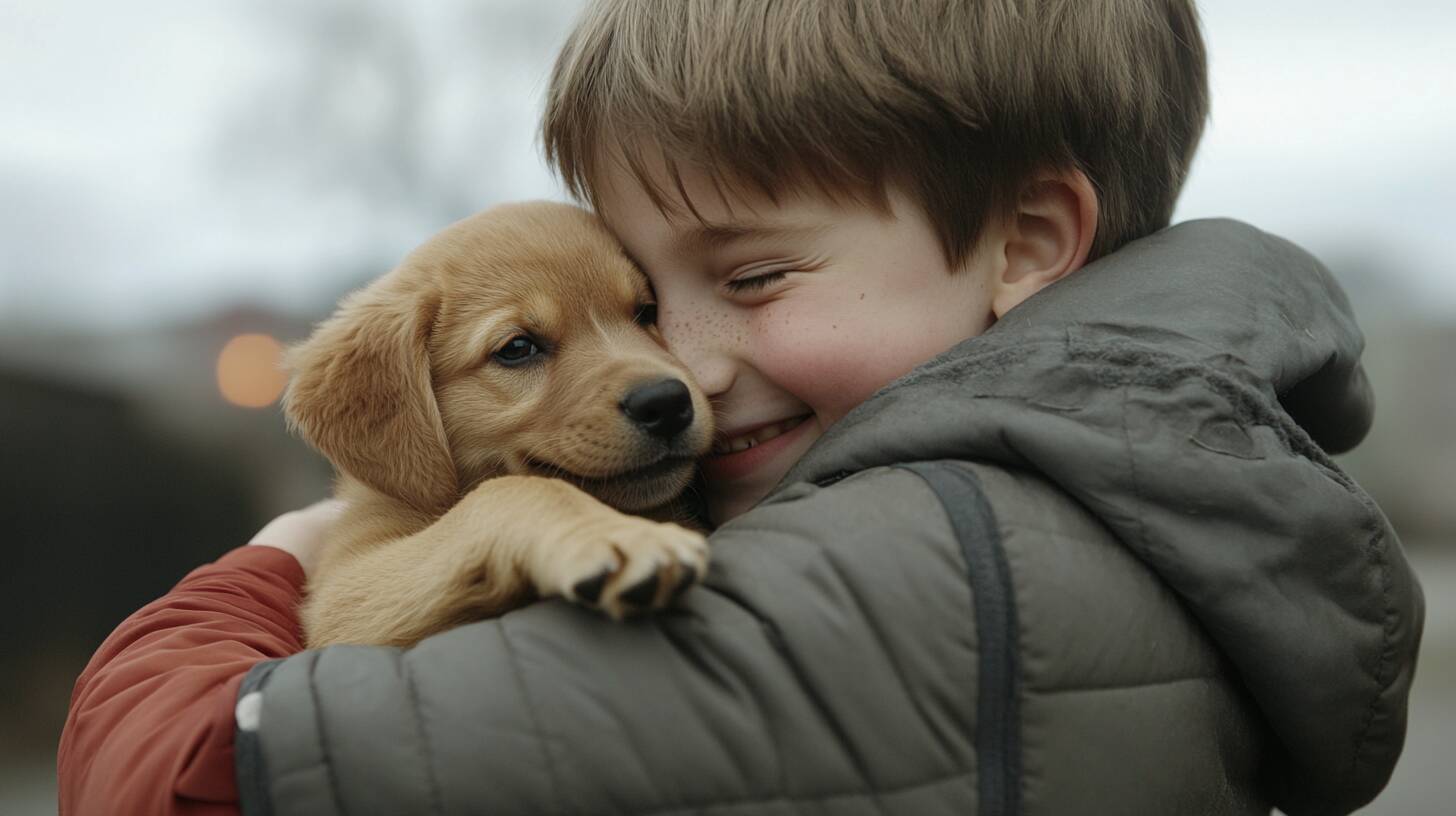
[235,690,263,732]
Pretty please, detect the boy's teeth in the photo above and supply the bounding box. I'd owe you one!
[712,415,807,455]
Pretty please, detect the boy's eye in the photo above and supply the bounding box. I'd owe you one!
[723,270,788,294]
[634,302,658,327]
[492,335,542,366]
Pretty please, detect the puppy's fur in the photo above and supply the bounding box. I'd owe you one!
[284,202,712,648]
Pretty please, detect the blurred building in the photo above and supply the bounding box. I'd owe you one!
[0,300,340,762]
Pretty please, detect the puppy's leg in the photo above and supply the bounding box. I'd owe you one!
[303,475,708,648]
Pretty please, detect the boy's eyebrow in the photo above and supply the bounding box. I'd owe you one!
[671,221,830,254]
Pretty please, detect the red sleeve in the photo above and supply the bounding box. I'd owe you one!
[57,546,307,816]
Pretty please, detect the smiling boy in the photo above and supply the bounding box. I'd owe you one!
[59,2,1422,815]
[590,165,1096,523]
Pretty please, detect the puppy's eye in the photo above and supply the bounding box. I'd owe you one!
[493,335,542,366]
[634,302,658,327]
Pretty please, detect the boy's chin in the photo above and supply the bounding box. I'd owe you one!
[704,420,821,525]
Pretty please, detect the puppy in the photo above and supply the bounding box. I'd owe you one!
[283,201,713,648]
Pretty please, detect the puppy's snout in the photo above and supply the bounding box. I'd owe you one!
[620,379,694,439]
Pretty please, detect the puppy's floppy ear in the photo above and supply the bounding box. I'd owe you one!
[283,271,458,515]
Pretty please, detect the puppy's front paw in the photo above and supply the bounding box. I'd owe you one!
[540,517,708,619]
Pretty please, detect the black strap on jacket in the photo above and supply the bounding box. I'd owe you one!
[896,462,1023,816]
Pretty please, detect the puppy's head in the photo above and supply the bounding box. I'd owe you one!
[283,201,712,515]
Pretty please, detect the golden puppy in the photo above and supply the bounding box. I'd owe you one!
[283,201,713,648]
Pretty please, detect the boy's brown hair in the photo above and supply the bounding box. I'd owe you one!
[542,0,1208,265]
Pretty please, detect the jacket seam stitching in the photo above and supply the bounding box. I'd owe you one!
[814,552,908,816]
[845,470,983,776]
[1117,383,1153,553]
[745,570,890,816]
[1030,672,1221,695]
[400,652,446,816]
[498,622,569,814]
[307,650,348,816]
[630,767,973,816]
[1351,519,1393,773]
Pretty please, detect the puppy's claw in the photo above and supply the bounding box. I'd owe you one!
[571,570,611,605]
[668,565,698,603]
[547,519,707,618]
[620,573,661,610]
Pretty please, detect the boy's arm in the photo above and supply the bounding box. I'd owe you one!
[57,544,307,816]
[237,469,996,815]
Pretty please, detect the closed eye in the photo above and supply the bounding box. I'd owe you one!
[723,270,788,294]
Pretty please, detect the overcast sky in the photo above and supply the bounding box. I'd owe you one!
[1,0,1453,331]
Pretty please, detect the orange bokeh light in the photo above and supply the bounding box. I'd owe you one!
[217,334,288,408]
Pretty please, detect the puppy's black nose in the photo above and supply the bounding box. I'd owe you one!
[620,379,694,439]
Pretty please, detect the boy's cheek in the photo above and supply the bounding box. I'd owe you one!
[758,330,907,426]
[757,298,937,420]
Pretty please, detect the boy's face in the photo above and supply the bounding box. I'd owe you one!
[597,160,1003,523]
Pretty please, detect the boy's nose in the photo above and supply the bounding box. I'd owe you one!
[660,317,738,400]
[620,378,694,439]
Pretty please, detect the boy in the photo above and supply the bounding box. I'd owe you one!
[60,2,1421,814]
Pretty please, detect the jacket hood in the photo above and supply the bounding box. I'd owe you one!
[781,219,1423,815]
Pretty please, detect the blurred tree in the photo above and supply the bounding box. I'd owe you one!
[216,1,462,223]
[212,0,581,246]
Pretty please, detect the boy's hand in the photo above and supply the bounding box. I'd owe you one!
[247,498,346,580]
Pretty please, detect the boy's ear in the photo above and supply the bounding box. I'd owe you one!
[989,168,1099,318]
[282,271,459,515]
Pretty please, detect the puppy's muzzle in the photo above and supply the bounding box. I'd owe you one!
[620,378,694,440]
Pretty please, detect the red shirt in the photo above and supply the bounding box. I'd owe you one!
[57,546,305,816]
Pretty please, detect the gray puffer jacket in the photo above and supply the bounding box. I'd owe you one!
[236,220,1422,816]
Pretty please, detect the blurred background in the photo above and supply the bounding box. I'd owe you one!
[1,1,1451,813]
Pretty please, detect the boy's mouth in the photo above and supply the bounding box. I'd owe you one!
[711,414,810,455]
